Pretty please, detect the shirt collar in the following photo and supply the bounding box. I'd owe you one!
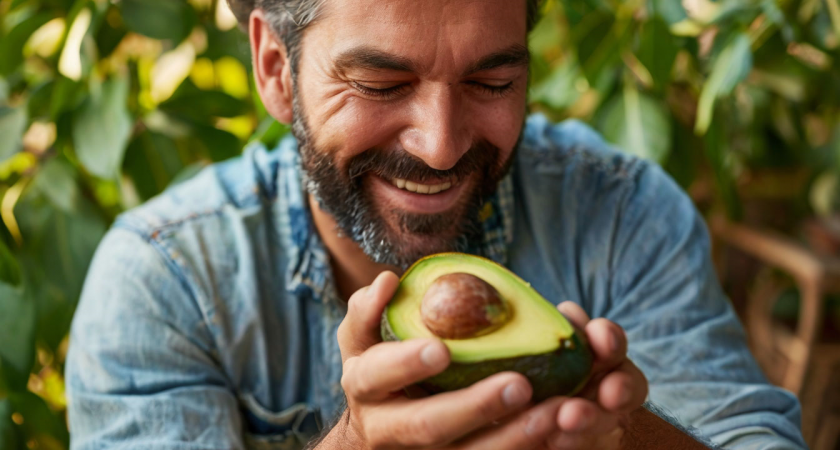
[271,135,515,302]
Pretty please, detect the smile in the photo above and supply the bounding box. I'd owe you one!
[389,177,456,195]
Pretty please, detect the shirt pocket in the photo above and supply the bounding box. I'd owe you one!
[239,393,323,450]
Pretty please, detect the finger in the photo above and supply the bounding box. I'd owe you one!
[342,339,450,402]
[546,426,623,450]
[366,372,534,448]
[584,318,627,373]
[597,359,648,413]
[450,397,566,450]
[556,398,619,434]
[557,302,590,330]
[337,271,400,360]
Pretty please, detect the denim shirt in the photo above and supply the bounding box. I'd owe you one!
[65,115,807,450]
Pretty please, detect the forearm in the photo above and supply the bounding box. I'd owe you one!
[622,406,715,450]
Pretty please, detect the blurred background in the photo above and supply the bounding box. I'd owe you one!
[1,0,839,448]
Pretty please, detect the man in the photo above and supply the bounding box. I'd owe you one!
[65,0,807,449]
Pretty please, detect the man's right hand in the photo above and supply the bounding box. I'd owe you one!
[321,271,564,450]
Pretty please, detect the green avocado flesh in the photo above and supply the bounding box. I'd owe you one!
[381,253,593,401]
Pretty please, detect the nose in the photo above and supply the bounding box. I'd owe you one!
[400,85,471,171]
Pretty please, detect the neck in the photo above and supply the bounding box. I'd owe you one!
[308,194,400,302]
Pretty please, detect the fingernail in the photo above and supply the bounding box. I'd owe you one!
[502,382,530,408]
[420,342,447,368]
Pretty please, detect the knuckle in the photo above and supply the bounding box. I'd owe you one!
[473,392,503,422]
[407,414,445,447]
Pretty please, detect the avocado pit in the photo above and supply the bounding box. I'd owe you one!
[420,273,510,339]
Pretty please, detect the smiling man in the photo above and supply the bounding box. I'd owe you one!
[64,1,807,449]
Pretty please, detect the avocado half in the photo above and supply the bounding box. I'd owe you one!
[381,253,593,401]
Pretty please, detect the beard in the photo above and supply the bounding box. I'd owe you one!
[291,95,518,269]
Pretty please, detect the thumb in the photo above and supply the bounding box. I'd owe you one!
[338,271,400,360]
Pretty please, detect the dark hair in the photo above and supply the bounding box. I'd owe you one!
[227,0,542,72]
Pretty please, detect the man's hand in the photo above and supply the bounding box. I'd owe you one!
[325,271,565,450]
[544,302,649,449]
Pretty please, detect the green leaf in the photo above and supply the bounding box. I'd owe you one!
[8,391,69,448]
[0,106,27,162]
[0,12,54,76]
[251,117,289,149]
[571,13,624,85]
[0,240,21,287]
[695,32,752,134]
[159,88,249,121]
[119,0,197,43]
[704,117,742,218]
[599,84,672,163]
[123,130,184,200]
[14,164,108,350]
[32,158,79,213]
[636,17,679,90]
[0,399,20,450]
[0,283,35,392]
[0,77,8,104]
[192,124,240,162]
[73,77,133,179]
[530,59,583,110]
[651,0,688,24]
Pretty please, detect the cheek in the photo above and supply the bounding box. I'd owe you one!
[464,85,527,158]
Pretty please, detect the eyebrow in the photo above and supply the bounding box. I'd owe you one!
[332,44,530,76]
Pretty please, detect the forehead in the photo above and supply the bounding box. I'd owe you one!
[308,0,528,73]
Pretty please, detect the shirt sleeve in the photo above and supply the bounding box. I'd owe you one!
[607,163,807,450]
[65,227,244,450]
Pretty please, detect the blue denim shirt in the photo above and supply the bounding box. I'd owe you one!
[65,115,806,449]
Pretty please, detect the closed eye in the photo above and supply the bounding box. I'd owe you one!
[466,80,514,96]
[351,81,408,99]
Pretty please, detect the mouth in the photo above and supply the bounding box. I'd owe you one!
[388,177,457,195]
[370,174,469,215]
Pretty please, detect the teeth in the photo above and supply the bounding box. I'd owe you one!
[390,178,454,195]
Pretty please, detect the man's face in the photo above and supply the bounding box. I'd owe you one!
[292,0,529,268]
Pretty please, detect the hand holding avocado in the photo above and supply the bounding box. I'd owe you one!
[323,262,648,450]
[331,271,568,449]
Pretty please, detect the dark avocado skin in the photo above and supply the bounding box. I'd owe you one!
[381,315,593,402]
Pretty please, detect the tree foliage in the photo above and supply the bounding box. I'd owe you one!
[1,0,839,447]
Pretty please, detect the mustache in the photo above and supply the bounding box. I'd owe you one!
[345,140,500,184]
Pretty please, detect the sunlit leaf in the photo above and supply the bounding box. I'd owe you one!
[151,41,196,104]
[119,0,197,43]
[0,12,54,76]
[73,77,133,179]
[695,32,752,134]
[215,56,249,99]
[0,106,27,162]
[57,8,92,81]
[530,59,583,110]
[599,84,672,163]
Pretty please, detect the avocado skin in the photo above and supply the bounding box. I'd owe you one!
[381,316,593,402]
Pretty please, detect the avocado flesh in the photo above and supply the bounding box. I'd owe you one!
[381,253,593,401]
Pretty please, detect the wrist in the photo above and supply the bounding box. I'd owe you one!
[314,409,367,450]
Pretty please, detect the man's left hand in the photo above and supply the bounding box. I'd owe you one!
[544,302,649,449]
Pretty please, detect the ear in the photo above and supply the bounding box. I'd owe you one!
[250,9,294,124]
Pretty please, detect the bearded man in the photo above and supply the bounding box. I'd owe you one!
[65,0,807,449]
